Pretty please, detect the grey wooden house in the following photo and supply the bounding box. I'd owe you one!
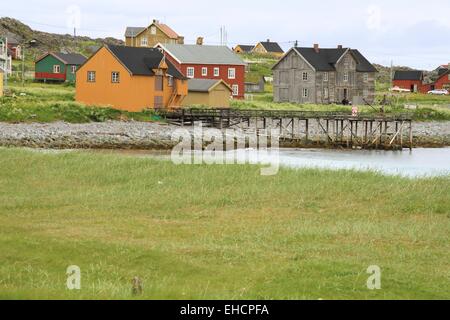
[272,45,377,105]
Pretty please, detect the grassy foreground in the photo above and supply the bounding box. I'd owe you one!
[0,148,449,300]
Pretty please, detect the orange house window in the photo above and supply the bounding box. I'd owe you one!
[112,72,120,83]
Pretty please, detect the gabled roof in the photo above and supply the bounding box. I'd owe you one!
[125,22,180,39]
[158,44,246,66]
[236,45,254,52]
[393,70,423,81]
[125,27,146,38]
[257,41,284,53]
[438,68,449,76]
[35,52,87,65]
[188,79,232,93]
[273,47,377,72]
[106,45,186,79]
[436,69,450,81]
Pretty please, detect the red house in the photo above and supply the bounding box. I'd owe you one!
[157,43,246,99]
[432,66,450,91]
[392,70,427,93]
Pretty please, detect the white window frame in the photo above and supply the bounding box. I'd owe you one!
[168,76,174,87]
[150,26,157,35]
[302,88,308,98]
[214,67,220,77]
[232,84,239,96]
[343,72,349,82]
[228,68,236,79]
[53,65,61,74]
[87,71,96,82]
[187,67,195,78]
[302,72,308,81]
[202,67,208,77]
[323,87,329,99]
[324,72,329,82]
[71,66,77,74]
[141,37,148,47]
[112,72,120,83]
[363,73,368,82]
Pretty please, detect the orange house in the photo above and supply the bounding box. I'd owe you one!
[76,45,188,111]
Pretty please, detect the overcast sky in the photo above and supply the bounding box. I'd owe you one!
[3,0,450,70]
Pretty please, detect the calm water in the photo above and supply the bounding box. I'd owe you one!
[99,147,450,178]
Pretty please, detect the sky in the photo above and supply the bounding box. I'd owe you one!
[3,0,450,70]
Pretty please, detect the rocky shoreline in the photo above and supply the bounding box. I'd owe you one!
[0,121,449,150]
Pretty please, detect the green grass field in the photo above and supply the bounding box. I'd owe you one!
[1,82,450,122]
[0,148,449,300]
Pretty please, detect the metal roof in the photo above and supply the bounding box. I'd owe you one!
[107,45,186,79]
[393,70,423,81]
[53,53,87,65]
[188,79,231,92]
[258,41,284,53]
[159,44,246,66]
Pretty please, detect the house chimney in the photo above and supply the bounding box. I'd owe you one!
[153,19,159,24]
[196,37,204,45]
[267,39,270,43]
[338,45,343,49]
[314,43,320,53]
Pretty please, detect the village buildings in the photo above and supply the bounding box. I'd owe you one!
[272,44,377,104]
[0,37,12,75]
[392,64,450,93]
[35,52,87,83]
[157,43,247,99]
[233,45,254,54]
[125,20,184,48]
[75,45,187,111]
[252,40,284,57]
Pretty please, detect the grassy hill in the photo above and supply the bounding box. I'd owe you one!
[0,17,123,72]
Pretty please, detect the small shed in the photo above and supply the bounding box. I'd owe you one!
[35,52,87,83]
[245,76,266,93]
[183,79,232,108]
[0,68,4,97]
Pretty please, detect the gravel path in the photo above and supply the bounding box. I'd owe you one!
[0,120,449,149]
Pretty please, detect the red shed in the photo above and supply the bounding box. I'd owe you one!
[157,43,246,100]
[392,70,427,93]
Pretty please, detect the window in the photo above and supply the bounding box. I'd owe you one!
[202,67,208,76]
[302,72,308,81]
[150,26,157,35]
[155,75,163,91]
[141,37,148,47]
[232,84,239,96]
[87,71,96,82]
[53,65,60,73]
[363,89,369,98]
[324,72,329,82]
[168,76,173,87]
[71,66,77,74]
[214,68,220,77]
[112,72,120,83]
[323,87,329,99]
[302,88,308,98]
[228,68,236,79]
[343,72,349,82]
[187,67,195,78]
[363,73,368,82]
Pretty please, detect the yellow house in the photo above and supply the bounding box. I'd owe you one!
[0,68,4,97]
[252,40,284,58]
[182,79,232,108]
[233,45,254,54]
[125,20,184,48]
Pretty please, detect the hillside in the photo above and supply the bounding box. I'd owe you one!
[0,17,123,70]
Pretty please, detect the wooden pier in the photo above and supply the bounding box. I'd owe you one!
[157,108,414,150]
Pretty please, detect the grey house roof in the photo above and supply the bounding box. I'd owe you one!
[259,41,284,53]
[53,53,87,65]
[107,45,186,79]
[275,47,377,72]
[125,27,146,37]
[159,44,246,66]
[393,70,423,81]
[187,79,227,92]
